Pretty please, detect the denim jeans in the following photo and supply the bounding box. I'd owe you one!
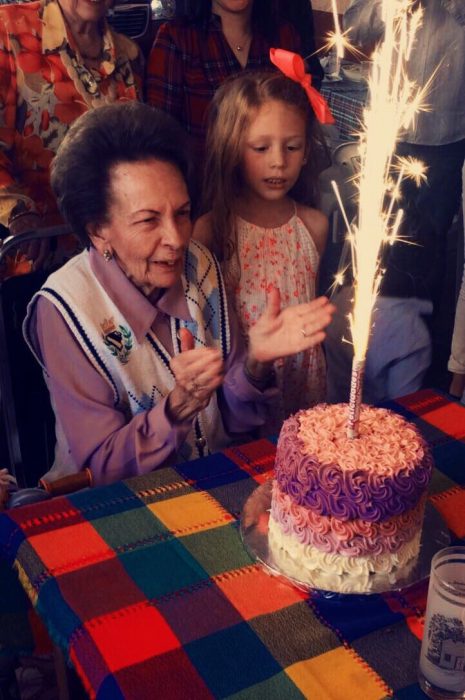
[325,288,433,405]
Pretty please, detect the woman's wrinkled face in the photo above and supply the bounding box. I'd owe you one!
[90,159,192,296]
[58,0,113,25]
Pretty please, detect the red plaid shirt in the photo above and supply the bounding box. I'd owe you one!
[146,16,301,159]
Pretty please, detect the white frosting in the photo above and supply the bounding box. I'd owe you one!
[268,514,420,593]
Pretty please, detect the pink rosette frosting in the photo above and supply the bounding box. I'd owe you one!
[270,481,427,557]
[274,404,433,522]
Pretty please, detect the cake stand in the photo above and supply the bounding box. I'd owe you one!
[240,479,450,597]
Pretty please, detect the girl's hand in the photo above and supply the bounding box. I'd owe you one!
[248,287,335,365]
[167,329,225,423]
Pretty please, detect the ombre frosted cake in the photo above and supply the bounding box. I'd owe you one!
[268,404,434,592]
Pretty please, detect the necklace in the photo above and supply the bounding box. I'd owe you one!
[230,34,251,52]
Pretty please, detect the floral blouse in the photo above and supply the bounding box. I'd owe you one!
[0,0,142,228]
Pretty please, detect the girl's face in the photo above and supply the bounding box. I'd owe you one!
[240,100,307,204]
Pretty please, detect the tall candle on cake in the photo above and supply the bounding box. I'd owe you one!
[340,0,430,437]
[267,0,435,593]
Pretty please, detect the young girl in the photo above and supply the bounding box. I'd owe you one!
[194,71,329,432]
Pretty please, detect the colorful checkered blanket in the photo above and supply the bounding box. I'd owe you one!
[1,389,464,699]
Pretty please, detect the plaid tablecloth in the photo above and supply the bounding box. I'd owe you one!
[1,388,465,699]
[321,81,368,140]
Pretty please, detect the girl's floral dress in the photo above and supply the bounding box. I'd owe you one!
[226,205,326,434]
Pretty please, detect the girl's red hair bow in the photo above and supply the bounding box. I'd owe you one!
[270,48,335,125]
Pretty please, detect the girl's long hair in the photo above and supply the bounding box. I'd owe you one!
[175,1,281,44]
[202,71,326,275]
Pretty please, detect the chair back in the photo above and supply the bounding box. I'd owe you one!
[0,226,71,488]
[332,141,361,176]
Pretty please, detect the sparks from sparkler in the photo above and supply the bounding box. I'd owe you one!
[327,0,430,436]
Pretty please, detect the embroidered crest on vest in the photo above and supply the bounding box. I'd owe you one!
[100,316,133,364]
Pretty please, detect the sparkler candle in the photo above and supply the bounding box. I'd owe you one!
[342,0,428,438]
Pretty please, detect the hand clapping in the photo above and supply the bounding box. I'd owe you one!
[167,328,225,423]
[248,287,335,365]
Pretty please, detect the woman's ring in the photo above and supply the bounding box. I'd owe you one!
[191,381,206,393]
[300,327,309,338]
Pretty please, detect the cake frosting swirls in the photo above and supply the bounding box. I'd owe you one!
[268,403,433,593]
[275,404,433,522]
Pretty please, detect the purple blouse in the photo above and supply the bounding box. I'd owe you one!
[27,248,277,485]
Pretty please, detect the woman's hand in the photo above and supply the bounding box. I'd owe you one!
[248,287,335,365]
[167,328,225,423]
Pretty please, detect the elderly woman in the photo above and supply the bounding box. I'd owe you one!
[23,102,334,487]
[0,0,141,273]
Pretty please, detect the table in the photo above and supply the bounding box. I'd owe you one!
[1,388,465,699]
[321,79,368,140]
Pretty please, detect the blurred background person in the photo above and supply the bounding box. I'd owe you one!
[344,0,465,386]
[279,0,324,89]
[0,0,142,275]
[146,0,309,173]
[448,161,465,402]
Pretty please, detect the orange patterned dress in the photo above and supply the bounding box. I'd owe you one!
[0,0,142,271]
[226,208,326,434]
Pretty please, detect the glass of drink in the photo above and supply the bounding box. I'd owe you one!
[419,546,465,699]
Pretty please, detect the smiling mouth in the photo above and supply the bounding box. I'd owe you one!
[152,259,180,267]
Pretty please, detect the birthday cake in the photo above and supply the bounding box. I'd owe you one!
[268,404,433,592]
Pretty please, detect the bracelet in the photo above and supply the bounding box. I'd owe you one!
[243,362,275,390]
[8,210,40,224]
[8,200,39,226]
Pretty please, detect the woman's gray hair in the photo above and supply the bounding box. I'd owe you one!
[50,102,192,246]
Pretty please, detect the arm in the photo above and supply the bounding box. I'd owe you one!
[0,16,39,230]
[32,297,196,485]
[219,300,279,434]
[441,0,465,26]
[146,22,185,123]
[343,0,385,47]
[298,205,329,259]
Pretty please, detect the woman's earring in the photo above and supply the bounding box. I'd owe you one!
[103,249,112,262]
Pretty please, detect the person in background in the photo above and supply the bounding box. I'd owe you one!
[325,203,435,405]
[0,0,142,274]
[194,69,330,433]
[24,102,335,487]
[278,0,324,89]
[448,162,465,403]
[146,0,304,171]
[344,0,465,383]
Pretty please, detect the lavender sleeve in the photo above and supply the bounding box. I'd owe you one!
[31,296,194,485]
[30,296,277,485]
